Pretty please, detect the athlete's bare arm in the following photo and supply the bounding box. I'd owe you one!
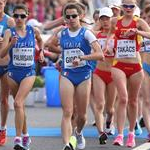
[0,29,17,58]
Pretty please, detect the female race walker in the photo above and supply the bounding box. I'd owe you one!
[0,4,44,150]
[49,3,104,150]
[106,0,150,148]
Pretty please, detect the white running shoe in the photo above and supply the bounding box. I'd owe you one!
[74,128,85,149]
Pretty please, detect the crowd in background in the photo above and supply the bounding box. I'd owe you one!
[3,0,149,25]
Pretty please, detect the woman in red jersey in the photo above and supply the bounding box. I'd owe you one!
[92,7,116,145]
[105,0,150,148]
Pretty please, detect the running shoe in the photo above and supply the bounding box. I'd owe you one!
[62,145,72,150]
[99,132,108,144]
[14,137,25,150]
[126,133,136,148]
[113,135,124,146]
[92,121,96,126]
[0,129,7,145]
[134,122,142,136]
[69,136,77,150]
[147,133,150,142]
[22,136,31,150]
[105,125,115,135]
[74,128,85,149]
[139,117,145,128]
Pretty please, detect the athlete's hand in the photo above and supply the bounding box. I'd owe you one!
[10,36,18,46]
[72,57,80,67]
[39,50,45,63]
[0,37,3,45]
[124,28,137,36]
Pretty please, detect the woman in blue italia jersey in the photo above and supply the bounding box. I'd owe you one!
[0,4,44,150]
[49,3,104,150]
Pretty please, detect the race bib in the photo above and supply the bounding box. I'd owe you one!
[116,40,136,58]
[144,38,150,53]
[13,48,34,67]
[98,38,114,56]
[0,25,4,37]
[64,48,86,69]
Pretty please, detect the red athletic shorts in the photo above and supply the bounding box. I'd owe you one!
[112,61,142,78]
[93,68,113,84]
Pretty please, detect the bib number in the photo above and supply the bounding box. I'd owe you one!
[0,25,4,37]
[98,38,114,56]
[116,40,136,58]
[64,48,86,69]
[144,38,150,53]
[13,48,34,67]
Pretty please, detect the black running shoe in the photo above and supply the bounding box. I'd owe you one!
[99,132,108,144]
[92,121,96,126]
[14,144,26,150]
[139,118,145,128]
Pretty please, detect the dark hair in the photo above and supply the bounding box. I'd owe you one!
[63,3,83,16]
[145,4,150,14]
[13,4,28,14]
[93,9,100,19]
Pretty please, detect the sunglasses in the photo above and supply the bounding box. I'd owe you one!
[65,14,78,19]
[13,14,27,19]
[122,4,135,9]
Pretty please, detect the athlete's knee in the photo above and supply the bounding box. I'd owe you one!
[14,100,24,109]
[118,96,128,106]
[95,102,105,113]
[107,107,114,115]
[1,97,8,106]
[143,99,150,107]
[63,108,73,118]
[128,98,138,107]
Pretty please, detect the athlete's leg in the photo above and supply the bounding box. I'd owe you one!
[0,74,9,128]
[75,78,91,133]
[142,72,150,133]
[111,67,128,135]
[127,70,144,132]
[8,76,35,137]
[60,76,74,145]
[92,74,106,133]
[105,81,117,134]
[0,74,10,145]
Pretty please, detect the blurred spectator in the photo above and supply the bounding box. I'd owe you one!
[26,0,35,19]
[5,0,17,16]
[92,0,108,9]
[35,0,46,22]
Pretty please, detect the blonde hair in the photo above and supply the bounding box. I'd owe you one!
[122,0,137,4]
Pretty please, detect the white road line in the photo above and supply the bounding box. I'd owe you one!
[132,143,150,150]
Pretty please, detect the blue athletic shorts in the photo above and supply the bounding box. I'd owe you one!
[0,65,8,76]
[61,71,91,86]
[8,69,36,84]
[143,62,150,76]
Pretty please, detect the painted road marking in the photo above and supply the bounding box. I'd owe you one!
[132,143,150,150]
[8,127,148,138]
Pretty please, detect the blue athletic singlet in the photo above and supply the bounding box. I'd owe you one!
[0,14,10,76]
[60,27,92,73]
[0,14,10,37]
[8,25,36,84]
[60,27,92,86]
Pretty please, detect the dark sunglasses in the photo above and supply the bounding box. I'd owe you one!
[65,14,78,19]
[122,4,135,9]
[13,14,27,19]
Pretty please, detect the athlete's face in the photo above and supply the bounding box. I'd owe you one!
[146,11,150,26]
[13,9,28,27]
[111,7,121,17]
[0,0,5,14]
[65,8,81,29]
[99,16,111,30]
[122,0,136,16]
